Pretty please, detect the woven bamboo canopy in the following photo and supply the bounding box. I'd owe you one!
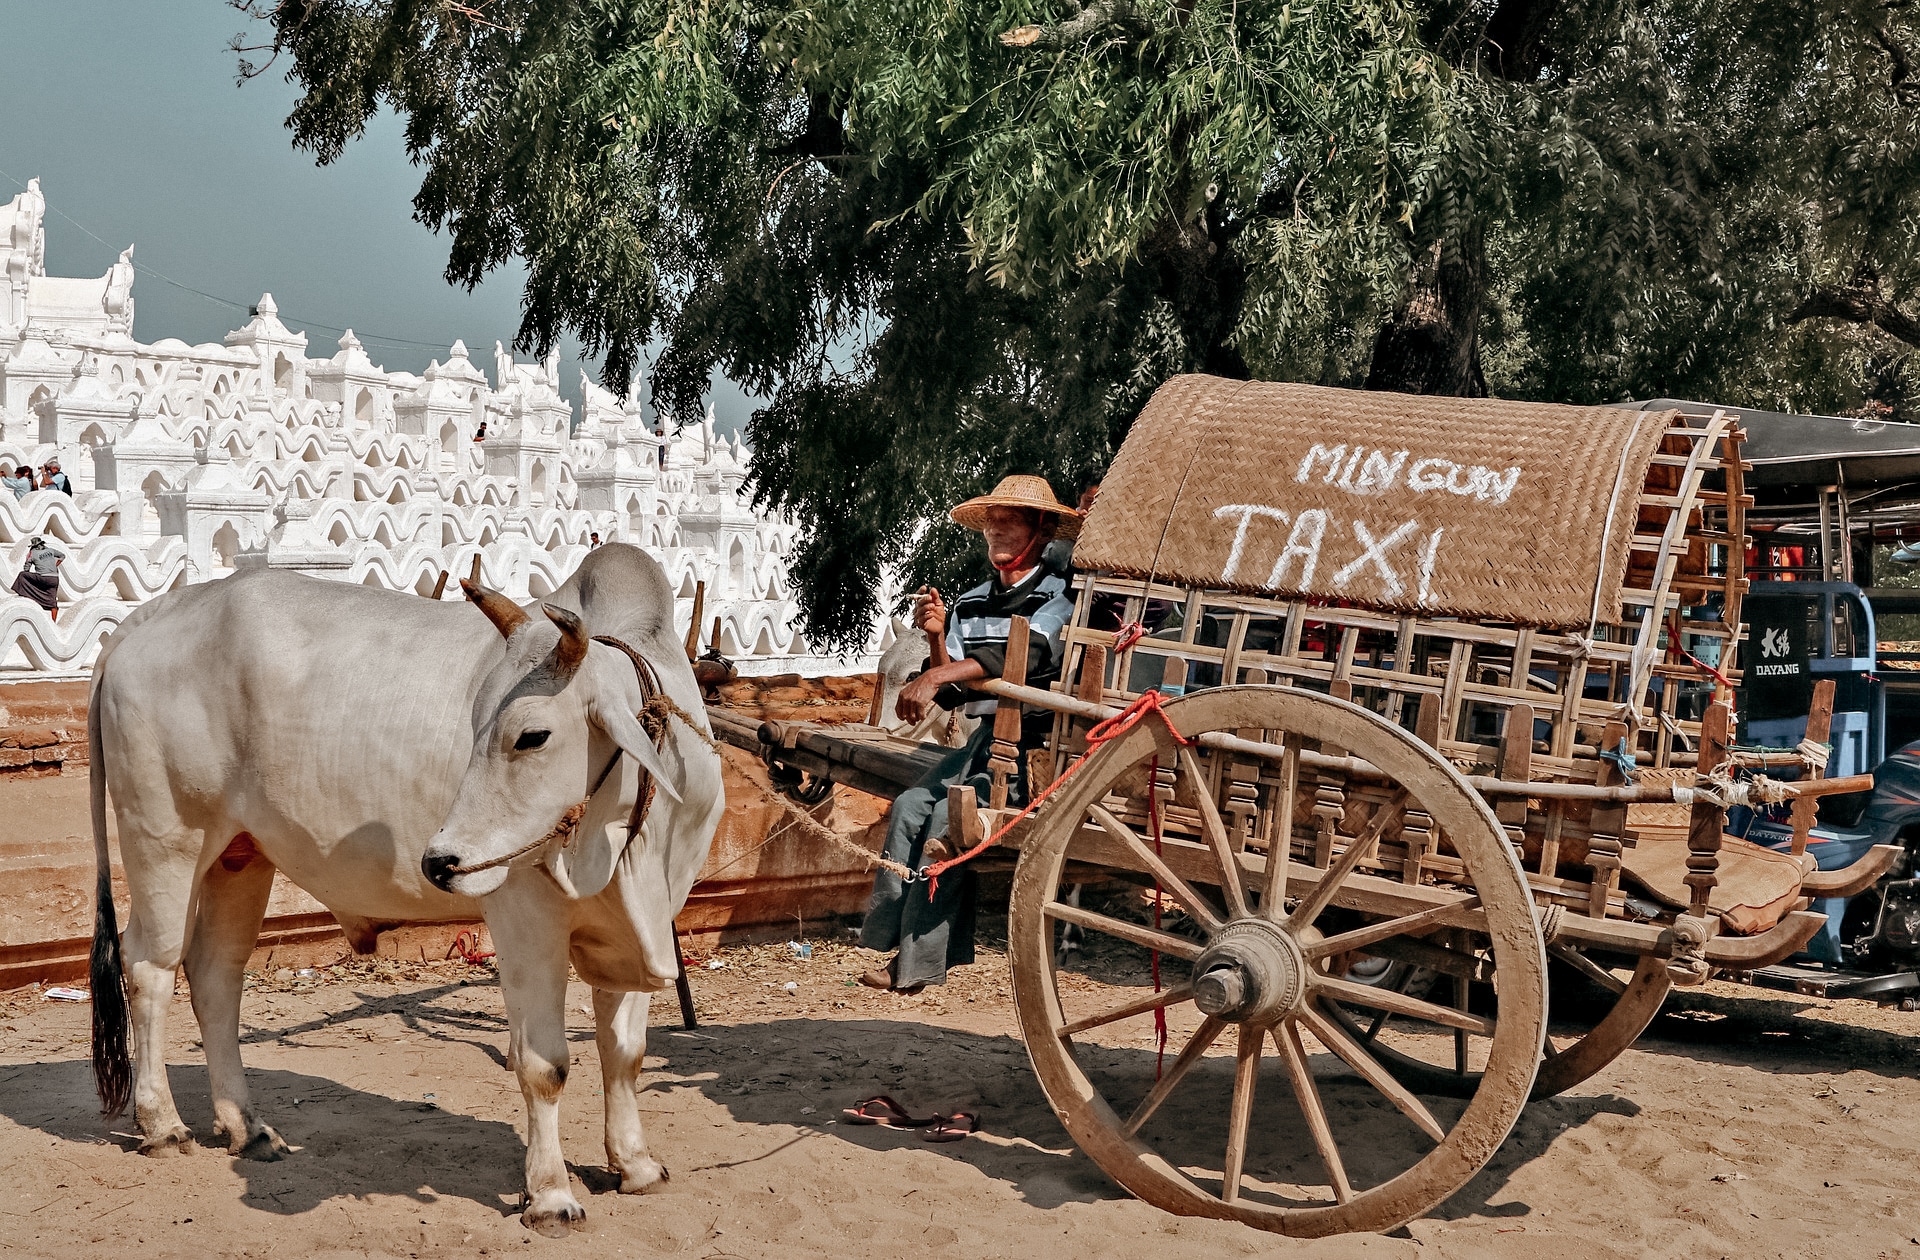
[1075,376,1677,628]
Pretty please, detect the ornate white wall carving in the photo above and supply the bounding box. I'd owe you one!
[0,180,888,674]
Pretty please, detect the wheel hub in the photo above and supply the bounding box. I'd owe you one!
[1190,919,1306,1024]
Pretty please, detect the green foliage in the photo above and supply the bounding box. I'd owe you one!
[243,0,1920,649]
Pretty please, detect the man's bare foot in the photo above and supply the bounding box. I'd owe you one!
[859,967,893,989]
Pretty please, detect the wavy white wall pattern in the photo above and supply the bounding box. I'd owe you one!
[0,179,887,674]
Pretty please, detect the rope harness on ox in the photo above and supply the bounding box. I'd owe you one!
[447,636,717,877]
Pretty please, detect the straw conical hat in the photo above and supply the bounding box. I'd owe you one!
[950,474,1082,538]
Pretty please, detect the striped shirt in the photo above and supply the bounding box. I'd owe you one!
[938,566,1075,719]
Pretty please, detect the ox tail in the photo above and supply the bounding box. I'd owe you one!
[88,670,131,1117]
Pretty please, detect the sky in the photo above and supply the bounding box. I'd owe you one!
[0,1,760,433]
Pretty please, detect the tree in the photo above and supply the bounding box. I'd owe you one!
[238,0,1920,649]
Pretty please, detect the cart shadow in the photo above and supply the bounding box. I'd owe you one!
[0,1057,526,1219]
[1625,989,1920,1081]
[658,1015,1636,1221]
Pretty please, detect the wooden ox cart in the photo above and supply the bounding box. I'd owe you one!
[715,377,1896,1236]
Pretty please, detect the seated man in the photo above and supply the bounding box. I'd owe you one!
[860,475,1079,992]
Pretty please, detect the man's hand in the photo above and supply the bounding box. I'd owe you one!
[896,671,941,725]
[893,656,988,725]
[914,585,946,638]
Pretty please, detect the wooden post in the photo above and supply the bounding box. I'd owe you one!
[468,553,483,586]
[1789,679,1836,857]
[671,923,697,1030]
[429,569,449,600]
[1161,655,1188,695]
[865,669,887,728]
[1414,692,1443,749]
[947,783,985,853]
[1684,702,1730,920]
[685,580,705,661]
[1496,704,1534,834]
[1587,718,1629,918]
[988,616,1030,811]
[709,615,723,657]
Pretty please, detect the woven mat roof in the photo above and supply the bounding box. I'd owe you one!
[1075,376,1675,628]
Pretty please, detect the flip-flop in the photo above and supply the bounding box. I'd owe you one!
[920,1112,979,1143]
[842,1095,938,1128]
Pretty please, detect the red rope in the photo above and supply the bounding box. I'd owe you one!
[444,929,494,965]
[922,688,1193,897]
[1146,752,1169,1079]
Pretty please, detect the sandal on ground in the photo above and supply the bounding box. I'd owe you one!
[858,961,926,994]
[842,1095,938,1128]
[921,1112,979,1143]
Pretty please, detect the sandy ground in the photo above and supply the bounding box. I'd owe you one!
[3,915,1920,1260]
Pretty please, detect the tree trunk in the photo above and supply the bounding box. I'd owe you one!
[1365,230,1488,397]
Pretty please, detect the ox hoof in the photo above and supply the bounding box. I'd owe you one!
[235,1127,290,1162]
[521,1199,586,1238]
[618,1161,669,1195]
[138,1125,195,1157]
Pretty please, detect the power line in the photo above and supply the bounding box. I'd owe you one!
[0,165,505,355]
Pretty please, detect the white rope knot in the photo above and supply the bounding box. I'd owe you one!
[1564,634,1596,662]
[1671,771,1794,810]
[1659,711,1695,752]
[1795,737,1831,774]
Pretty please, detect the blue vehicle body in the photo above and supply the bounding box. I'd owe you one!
[1736,582,1920,968]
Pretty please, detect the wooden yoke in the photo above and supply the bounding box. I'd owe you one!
[1789,678,1836,857]
[988,616,1030,811]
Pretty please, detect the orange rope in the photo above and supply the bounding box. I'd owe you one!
[923,688,1192,896]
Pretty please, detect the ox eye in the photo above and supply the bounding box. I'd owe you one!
[514,730,550,752]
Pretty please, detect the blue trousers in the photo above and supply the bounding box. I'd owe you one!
[860,722,1026,988]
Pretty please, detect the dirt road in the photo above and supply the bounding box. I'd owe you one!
[3,924,1919,1260]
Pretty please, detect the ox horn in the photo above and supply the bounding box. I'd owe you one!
[542,603,590,672]
[460,579,530,639]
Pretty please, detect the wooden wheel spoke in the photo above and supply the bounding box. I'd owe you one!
[1123,1016,1224,1137]
[1221,1023,1262,1204]
[1175,746,1250,918]
[1059,982,1195,1036]
[1259,743,1299,920]
[1287,789,1409,928]
[1299,1004,1448,1144]
[1045,900,1205,961]
[1549,940,1629,996]
[1452,976,1470,1076]
[1087,804,1225,932]
[1306,896,1486,961]
[1313,973,1495,1037]
[1273,1019,1352,1204]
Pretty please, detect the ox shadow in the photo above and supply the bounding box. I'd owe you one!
[646,1014,1634,1223]
[0,1056,528,1219]
[240,980,514,1072]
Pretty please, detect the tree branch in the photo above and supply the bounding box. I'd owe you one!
[1000,0,1154,51]
[1790,283,1920,349]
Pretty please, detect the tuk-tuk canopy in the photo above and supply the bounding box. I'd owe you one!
[1075,376,1675,628]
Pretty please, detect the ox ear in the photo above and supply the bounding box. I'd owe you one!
[595,695,683,805]
[460,580,529,638]
[542,603,590,673]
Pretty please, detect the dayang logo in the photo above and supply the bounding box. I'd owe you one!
[1761,626,1792,659]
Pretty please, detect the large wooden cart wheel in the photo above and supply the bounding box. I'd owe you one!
[1322,941,1670,1099]
[1009,687,1549,1237]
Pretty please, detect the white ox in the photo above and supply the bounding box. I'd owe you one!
[87,544,725,1234]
